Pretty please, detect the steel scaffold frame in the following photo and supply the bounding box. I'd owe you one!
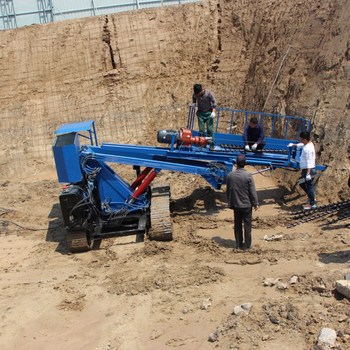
[0,0,192,30]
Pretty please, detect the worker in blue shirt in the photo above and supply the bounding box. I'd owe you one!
[243,117,265,151]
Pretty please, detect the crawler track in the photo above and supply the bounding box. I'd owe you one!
[287,200,350,228]
[219,144,289,154]
[148,183,173,241]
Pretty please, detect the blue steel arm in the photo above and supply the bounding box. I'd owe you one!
[82,145,229,190]
[53,119,327,192]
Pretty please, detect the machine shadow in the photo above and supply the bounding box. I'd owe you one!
[321,223,350,231]
[318,250,350,265]
[46,203,68,254]
[212,236,237,249]
[251,184,300,213]
[257,184,290,204]
[171,184,294,217]
[272,184,307,213]
[171,186,227,216]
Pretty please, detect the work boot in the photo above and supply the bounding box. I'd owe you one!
[304,197,316,204]
[303,204,317,210]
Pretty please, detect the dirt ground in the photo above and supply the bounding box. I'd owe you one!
[1,1,350,348]
[1,164,349,350]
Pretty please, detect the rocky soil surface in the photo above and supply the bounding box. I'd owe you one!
[0,166,349,350]
[1,0,350,349]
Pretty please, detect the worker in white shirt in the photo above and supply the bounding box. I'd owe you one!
[288,131,316,210]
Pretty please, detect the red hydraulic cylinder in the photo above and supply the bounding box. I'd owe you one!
[128,169,158,203]
[131,167,152,189]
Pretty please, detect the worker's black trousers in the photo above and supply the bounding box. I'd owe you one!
[299,168,316,206]
[233,207,252,249]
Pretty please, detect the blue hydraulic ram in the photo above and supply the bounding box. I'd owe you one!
[52,113,326,253]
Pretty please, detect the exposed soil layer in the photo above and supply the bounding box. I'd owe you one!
[1,0,350,349]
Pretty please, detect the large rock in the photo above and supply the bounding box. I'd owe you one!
[335,280,350,299]
[317,328,337,347]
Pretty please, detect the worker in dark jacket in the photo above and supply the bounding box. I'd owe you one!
[192,83,217,149]
[243,117,265,151]
[226,154,259,250]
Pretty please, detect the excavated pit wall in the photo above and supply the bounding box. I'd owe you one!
[0,0,349,199]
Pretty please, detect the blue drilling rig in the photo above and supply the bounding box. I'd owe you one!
[52,107,326,252]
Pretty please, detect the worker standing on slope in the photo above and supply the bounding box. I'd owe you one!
[288,131,316,210]
[192,84,217,150]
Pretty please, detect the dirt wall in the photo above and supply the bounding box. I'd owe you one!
[0,0,349,198]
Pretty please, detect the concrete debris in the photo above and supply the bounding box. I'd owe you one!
[263,277,280,286]
[232,302,253,315]
[268,314,280,324]
[200,298,212,310]
[317,327,337,347]
[312,284,327,293]
[263,234,283,241]
[208,330,219,342]
[335,280,350,299]
[276,281,289,290]
[290,275,299,284]
[241,302,253,312]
